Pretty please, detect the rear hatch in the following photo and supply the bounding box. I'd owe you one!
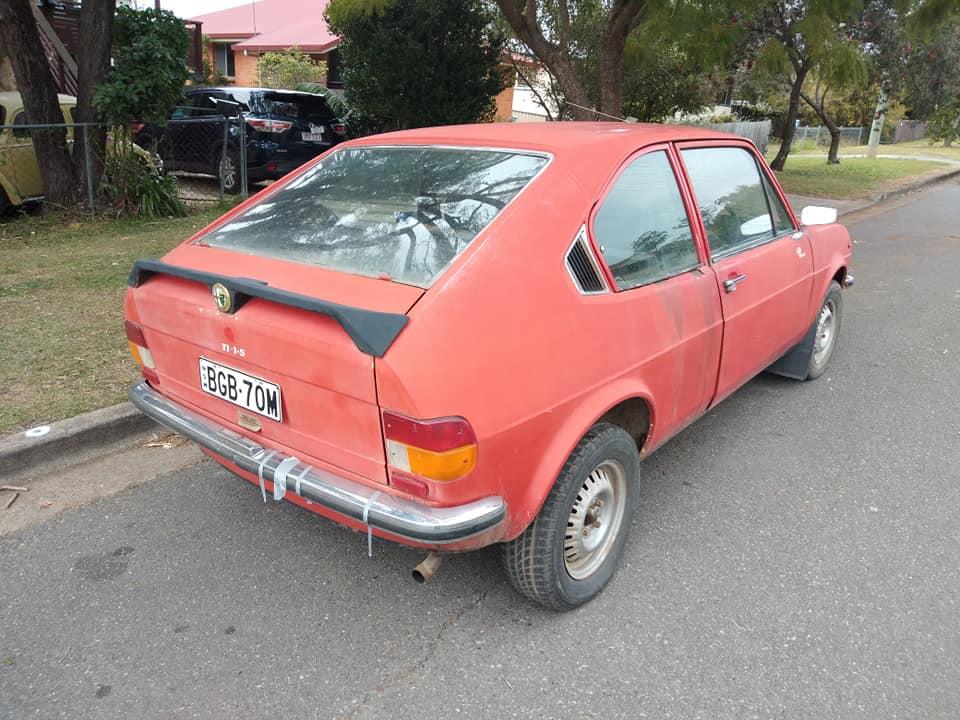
[251,91,340,156]
[127,144,548,485]
[128,244,421,485]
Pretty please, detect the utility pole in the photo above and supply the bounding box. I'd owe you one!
[866,82,888,159]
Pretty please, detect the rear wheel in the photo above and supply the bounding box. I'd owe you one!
[0,187,10,217]
[805,281,843,380]
[217,148,242,195]
[502,423,639,610]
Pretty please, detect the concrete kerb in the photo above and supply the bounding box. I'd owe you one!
[0,401,161,484]
[2,166,958,483]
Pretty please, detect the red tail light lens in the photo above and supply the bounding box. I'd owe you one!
[130,122,145,135]
[383,411,477,483]
[246,118,293,133]
[124,320,147,347]
[332,122,347,136]
[124,320,157,384]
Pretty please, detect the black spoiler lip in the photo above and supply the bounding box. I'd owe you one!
[128,259,408,358]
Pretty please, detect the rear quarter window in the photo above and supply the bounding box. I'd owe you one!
[198,146,549,287]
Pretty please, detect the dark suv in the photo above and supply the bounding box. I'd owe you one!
[134,87,345,194]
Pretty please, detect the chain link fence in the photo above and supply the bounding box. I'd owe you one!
[793,125,865,148]
[0,117,259,211]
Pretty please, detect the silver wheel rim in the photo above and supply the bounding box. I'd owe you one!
[220,155,236,188]
[564,459,628,580]
[813,298,837,365]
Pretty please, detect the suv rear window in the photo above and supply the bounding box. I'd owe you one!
[198,146,549,287]
[250,92,335,121]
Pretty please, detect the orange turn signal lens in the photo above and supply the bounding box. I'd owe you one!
[383,411,478,484]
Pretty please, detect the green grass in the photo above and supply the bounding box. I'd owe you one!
[770,156,947,199]
[0,205,235,434]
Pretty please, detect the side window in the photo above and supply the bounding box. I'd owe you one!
[681,146,776,259]
[761,172,795,235]
[12,112,29,139]
[593,150,700,290]
[214,44,236,77]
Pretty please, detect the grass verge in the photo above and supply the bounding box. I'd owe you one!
[770,156,947,199]
[0,205,233,434]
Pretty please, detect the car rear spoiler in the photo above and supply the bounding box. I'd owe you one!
[128,259,408,357]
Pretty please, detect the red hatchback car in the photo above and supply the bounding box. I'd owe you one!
[125,123,852,609]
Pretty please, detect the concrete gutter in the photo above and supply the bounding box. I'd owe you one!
[3,165,959,483]
[0,402,160,484]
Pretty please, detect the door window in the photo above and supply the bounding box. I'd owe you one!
[12,112,30,139]
[592,150,699,290]
[761,173,795,235]
[681,147,778,259]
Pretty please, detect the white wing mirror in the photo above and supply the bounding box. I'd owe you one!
[740,214,773,237]
[800,205,838,226]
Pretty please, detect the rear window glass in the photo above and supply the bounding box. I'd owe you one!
[198,146,549,287]
[250,92,334,120]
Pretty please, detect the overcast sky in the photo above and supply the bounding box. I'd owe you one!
[131,0,253,19]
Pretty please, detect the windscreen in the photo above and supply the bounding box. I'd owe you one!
[198,146,549,287]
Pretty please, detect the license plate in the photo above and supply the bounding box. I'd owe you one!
[199,358,282,422]
[302,132,324,142]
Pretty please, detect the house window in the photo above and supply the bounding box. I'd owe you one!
[214,44,236,77]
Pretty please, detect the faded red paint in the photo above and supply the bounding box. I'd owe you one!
[124,122,852,550]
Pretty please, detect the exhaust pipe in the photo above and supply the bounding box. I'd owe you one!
[412,552,443,583]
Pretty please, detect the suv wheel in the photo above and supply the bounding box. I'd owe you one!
[217,149,242,195]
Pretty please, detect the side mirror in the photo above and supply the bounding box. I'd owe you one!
[740,214,774,237]
[800,205,838,226]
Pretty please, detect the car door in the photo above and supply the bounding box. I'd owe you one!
[591,146,723,434]
[677,142,813,404]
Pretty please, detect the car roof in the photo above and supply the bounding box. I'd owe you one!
[355,122,747,157]
[0,91,77,109]
[187,87,322,97]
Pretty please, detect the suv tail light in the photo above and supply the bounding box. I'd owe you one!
[332,122,347,136]
[382,411,477,484]
[246,118,293,133]
[125,320,159,385]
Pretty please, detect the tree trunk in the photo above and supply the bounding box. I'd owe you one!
[770,66,808,172]
[597,0,644,118]
[0,0,77,207]
[72,0,117,199]
[801,89,841,164]
[494,0,644,121]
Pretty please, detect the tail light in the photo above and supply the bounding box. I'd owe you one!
[246,118,293,133]
[383,411,477,485]
[125,320,159,386]
[130,122,145,135]
[332,122,347,136]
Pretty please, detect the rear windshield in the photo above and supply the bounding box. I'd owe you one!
[198,146,549,287]
[251,92,335,120]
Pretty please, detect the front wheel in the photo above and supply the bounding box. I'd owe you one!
[502,423,639,610]
[805,281,843,380]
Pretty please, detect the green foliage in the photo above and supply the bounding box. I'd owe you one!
[928,104,960,145]
[257,49,328,89]
[621,29,720,121]
[327,0,506,129]
[102,137,186,218]
[903,17,960,120]
[93,7,190,126]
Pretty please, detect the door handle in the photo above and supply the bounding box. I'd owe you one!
[723,274,748,293]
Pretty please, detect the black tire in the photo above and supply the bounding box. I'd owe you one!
[502,423,640,610]
[805,280,843,380]
[0,186,10,217]
[217,148,242,195]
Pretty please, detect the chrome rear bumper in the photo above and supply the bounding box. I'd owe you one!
[129,381,506,544]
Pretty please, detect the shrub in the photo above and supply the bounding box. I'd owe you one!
[257,49,327,89]
[102,138,185,218]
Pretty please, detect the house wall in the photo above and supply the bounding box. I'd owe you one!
[493,84,515,123]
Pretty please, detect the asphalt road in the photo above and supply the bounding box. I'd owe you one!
[3,182,959,720]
